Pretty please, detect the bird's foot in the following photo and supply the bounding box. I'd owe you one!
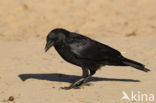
[60,78,85,90]
[60,76,93,90]
[60,86,81,90]
[60,86,73,90]
[60,82,93,90]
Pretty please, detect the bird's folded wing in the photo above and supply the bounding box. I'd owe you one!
[68,38,120,61]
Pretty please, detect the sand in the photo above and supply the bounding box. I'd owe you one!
[0,0,156,103]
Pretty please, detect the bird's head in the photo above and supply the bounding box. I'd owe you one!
[45,28,69,52]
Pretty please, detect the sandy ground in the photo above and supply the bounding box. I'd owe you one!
[0,0,156,103]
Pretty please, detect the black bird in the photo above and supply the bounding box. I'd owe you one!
[45,28,150,89]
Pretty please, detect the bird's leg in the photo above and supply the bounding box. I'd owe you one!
[70,69,96,87]
[83,70,96,86]
[61,67,89,90]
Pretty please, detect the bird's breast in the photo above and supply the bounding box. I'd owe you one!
[54,45,81,66]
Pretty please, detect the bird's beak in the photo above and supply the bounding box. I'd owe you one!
[45,41,54,52]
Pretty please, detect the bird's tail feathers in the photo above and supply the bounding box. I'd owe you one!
[122,57,150,72]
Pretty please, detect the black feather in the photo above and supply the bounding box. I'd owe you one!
[122,57,150,72]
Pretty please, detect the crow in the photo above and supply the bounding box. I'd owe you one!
[45,28,150,89]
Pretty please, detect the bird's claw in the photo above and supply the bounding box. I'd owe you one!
[60,85,81,90]
[60,82,93,90]
[60,86,72,90]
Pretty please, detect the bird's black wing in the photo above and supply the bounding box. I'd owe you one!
[66,33,121,62]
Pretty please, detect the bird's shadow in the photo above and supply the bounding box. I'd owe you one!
[18,73,140,83]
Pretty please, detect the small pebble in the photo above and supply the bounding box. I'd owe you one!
[52,86,55,88]
[8,96,14,101]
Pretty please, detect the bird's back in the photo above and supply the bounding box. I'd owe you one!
[67,32,121,61]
